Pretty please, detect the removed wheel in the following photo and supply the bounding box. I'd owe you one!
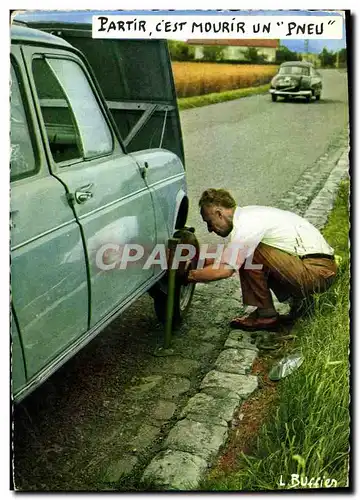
[152,228,199,328]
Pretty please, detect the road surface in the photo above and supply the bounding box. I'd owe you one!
[181,68,349,244]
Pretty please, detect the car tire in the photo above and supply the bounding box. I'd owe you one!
[315,93,321,101]
[271,94,277,102]
[305,96,311,103]
[152,228,199,328]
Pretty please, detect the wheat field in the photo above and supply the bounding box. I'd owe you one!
[172,62,278,98]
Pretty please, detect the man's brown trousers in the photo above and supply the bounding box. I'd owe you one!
[240,243,337,309]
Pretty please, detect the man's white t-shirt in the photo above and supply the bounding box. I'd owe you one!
[222,206,334,270]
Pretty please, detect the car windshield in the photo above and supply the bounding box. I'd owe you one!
[279,66,310,76]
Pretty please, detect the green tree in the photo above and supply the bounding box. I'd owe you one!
[244,47,260,63]
[337,48,347,68]
[167,40,195,61]
[244,47,268,64]
[319,47,336,68]
[276,45,300,63]
[202,45,224,62]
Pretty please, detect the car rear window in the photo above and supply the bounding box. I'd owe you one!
[32,57,113,165]
[279,66,310,76]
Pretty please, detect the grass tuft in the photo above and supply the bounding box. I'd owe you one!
[178,84,271,110]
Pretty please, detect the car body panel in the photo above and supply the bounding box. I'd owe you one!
[10,22,189,402]
[11,309,26,395]
[270,61,322,100]
[131,149,187,248]
[22,44,158,327]
[11,44,89,383]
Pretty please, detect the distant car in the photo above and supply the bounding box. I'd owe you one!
[269,61,322,102]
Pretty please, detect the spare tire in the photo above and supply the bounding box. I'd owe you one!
[152,228,199,328]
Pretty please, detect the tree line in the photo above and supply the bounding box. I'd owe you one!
[168,40,347,68]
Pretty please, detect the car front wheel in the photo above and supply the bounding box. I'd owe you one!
[271,94,277,102]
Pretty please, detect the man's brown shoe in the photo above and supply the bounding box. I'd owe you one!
[230,315,279,331]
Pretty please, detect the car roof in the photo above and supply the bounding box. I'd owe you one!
[280,61,314,68]
[11,23,72,49]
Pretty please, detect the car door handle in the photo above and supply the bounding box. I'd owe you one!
[139,161,149,179]
[10,210,19,229]
[74,183,94,204]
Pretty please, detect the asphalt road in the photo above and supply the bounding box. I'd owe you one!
[13,68,349,490]
[182,69,349,244]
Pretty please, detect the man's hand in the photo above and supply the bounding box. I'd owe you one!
[188,263,235,283]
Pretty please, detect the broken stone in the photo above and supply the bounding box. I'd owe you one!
[129,375,163,396]
[180,392,239,427]
[141,449,208,490]
[164,418,227,462]
[201,386,240,401]
[129,423,161,452]
[151,400,177,422]
[145,356,201,377]
[104,455,138,482]
[185,327,223,343]
[200,370,258,399]
[171,340,220,361]
[225,331,258,351]
[160,376,191,400]
[214,348,257,375]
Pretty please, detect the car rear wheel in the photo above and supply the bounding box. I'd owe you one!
[271,94,277,102]
[315,93,321,101]
[152,228,199,329]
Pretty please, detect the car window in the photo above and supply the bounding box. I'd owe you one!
[10,64,36,180]
[279,66,310,76]
[32,58,113,165]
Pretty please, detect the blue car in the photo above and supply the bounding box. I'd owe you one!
[11,17,197,403]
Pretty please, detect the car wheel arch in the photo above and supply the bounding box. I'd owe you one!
[173,192,189,232]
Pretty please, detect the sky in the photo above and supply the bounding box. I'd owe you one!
[14,9,347,53]
[281,39,346,54]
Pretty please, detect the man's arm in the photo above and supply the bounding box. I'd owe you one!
[187,263,235,283]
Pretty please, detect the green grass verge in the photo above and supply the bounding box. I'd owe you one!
[177,84,270,110]
[203,181,350,491]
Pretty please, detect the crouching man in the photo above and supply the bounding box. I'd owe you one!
[185,188,337,331]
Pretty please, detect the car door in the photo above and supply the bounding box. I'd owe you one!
[22,46,157,328]
[310,67,322,93]
[10,47,89,394]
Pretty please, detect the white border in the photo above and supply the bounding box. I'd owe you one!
[3,1,356,496]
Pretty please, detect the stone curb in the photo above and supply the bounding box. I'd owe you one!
[138,139,350,490]
[304,149,349,230]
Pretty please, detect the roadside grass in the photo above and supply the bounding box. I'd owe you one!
[178,84,270,110]
[202,180,350,491]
